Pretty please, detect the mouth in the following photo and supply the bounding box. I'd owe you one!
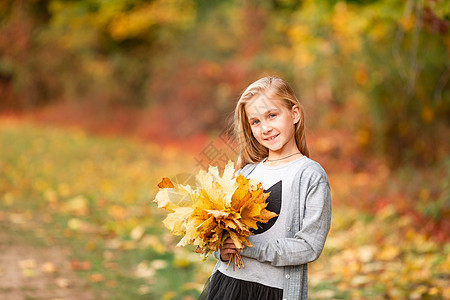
[264,134,279,141]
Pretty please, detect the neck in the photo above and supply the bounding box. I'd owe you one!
[266,152,302,162]
[264,138,302,165]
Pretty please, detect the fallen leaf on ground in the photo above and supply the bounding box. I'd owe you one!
[41,261,57,273]
[55,277,71,288]
[70,259,91,271]
[89,273,105,282]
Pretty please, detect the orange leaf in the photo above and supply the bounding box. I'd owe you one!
[70,259,91,271]
[157,177,175,189]
[89,273,105,282]
[257,209,278,223]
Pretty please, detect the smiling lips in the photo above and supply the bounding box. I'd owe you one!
[264,134,279,141]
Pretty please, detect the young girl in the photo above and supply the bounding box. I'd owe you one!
[200,76,331,300]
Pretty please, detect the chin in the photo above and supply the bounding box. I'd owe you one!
[266,145,282,152]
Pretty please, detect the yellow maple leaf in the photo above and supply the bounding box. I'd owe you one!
[196,216,217,235]
[231,174,250,210]
[154,182,192,211]
[228,231,243,249]
[162,206,193,235]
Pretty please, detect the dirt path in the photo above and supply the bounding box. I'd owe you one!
[0,223,96,300]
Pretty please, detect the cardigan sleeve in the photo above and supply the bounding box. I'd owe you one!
[240,176,332,267]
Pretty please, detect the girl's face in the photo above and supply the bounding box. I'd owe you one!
[245,95,301,156]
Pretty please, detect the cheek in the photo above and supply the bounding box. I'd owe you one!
[250,126,259,138]
[286,123,297,135]
[250,127,264,142]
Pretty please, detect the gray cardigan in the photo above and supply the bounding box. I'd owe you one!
[212,159,332,300]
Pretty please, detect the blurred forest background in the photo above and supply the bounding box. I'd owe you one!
[0,0,449,299]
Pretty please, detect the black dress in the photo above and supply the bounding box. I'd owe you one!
[198,270,283,300]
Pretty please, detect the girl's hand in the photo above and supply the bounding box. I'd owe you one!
[220,237,239,261]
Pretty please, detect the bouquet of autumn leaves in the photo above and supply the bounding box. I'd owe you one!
[153,161,277,270]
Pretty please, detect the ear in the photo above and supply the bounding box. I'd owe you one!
[291,105,301,124]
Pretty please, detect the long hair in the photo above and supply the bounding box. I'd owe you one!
[234,76,309,169]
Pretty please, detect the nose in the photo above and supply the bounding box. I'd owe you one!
[261,122,272,133]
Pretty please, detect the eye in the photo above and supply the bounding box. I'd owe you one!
[251,119,260,126]
[269,113,277,119]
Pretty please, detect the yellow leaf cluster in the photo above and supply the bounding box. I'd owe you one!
[108,0,196,41]
[153,161,277,260]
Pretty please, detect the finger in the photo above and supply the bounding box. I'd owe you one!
[221,248,237,255]
[224,240,236,246]
[224,243,236,248]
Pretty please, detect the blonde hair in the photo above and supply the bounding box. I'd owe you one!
[234,76,309,169]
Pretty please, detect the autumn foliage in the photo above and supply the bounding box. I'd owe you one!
[0,0,448,168]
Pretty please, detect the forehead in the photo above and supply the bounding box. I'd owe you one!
[245,95,285,116]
